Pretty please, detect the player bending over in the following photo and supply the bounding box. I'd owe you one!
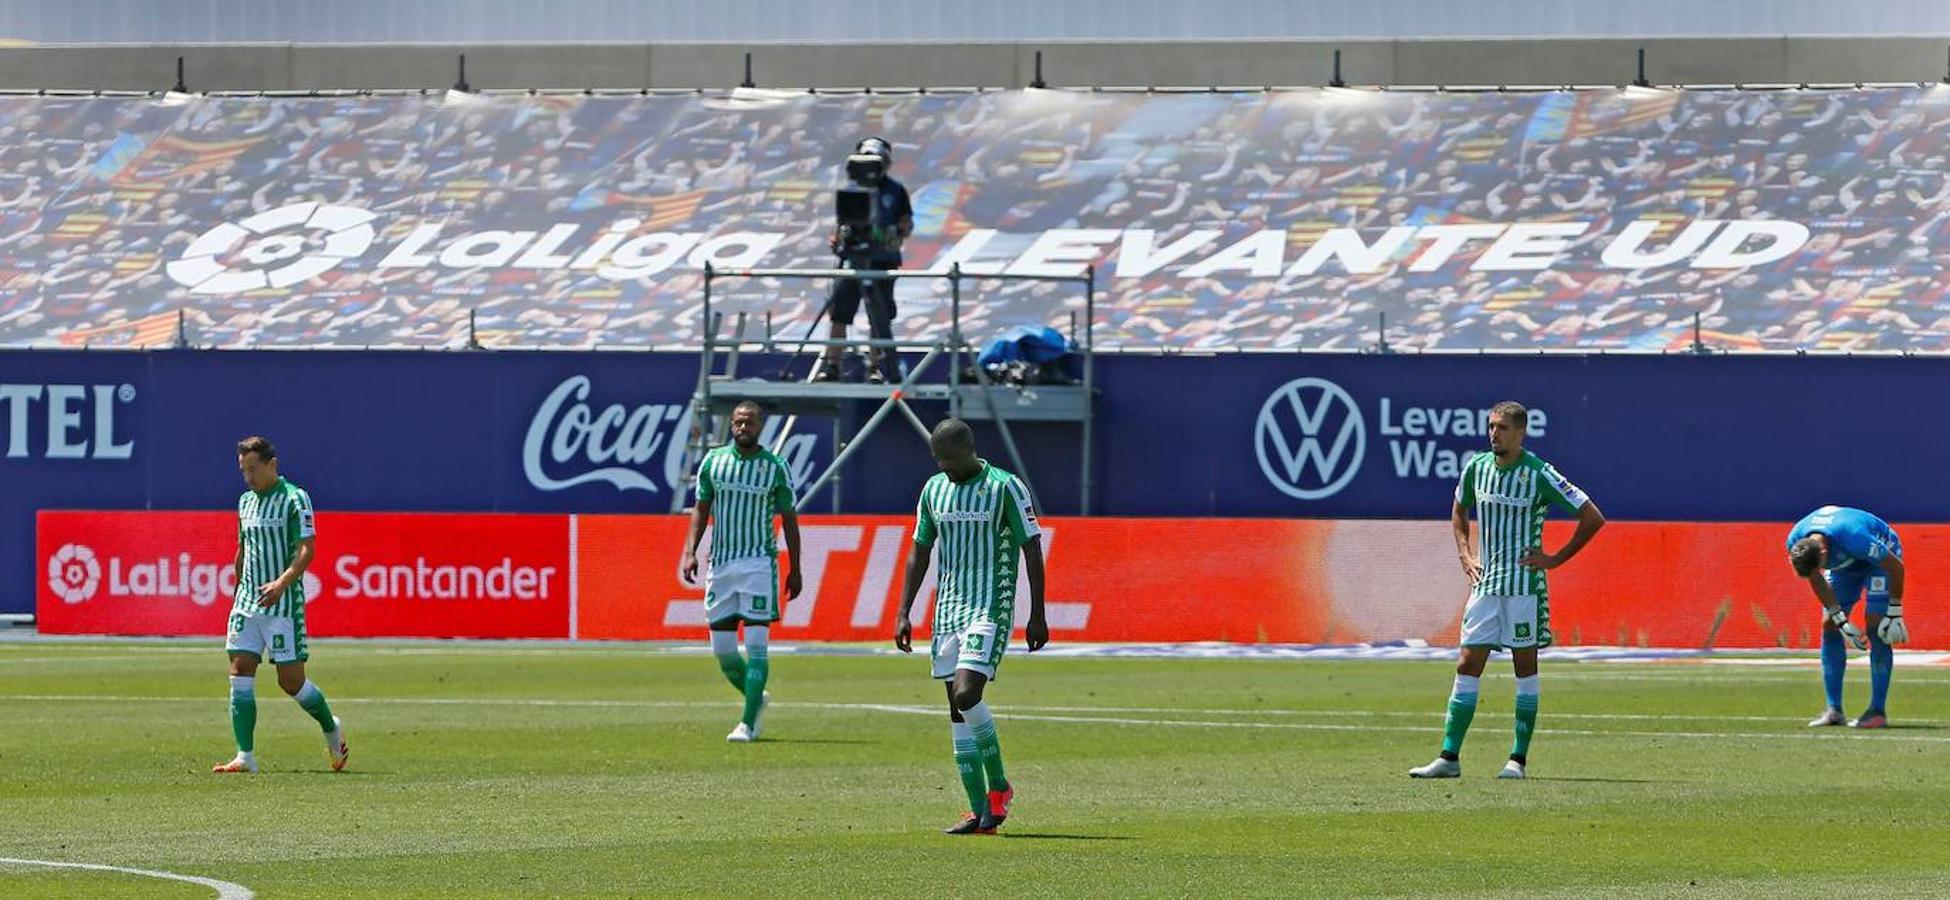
[895,419,1048,834]
[1410,401,1604,780]
[1787,505,1908,729]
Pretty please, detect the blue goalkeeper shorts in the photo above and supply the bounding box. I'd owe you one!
[1828,557,1900,617]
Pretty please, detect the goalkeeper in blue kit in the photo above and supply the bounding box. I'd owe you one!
[1787,505,1908,729]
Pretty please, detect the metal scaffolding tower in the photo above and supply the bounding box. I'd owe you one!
[671,263,1097,515]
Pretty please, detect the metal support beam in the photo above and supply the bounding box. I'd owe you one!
[895,396,934,442]
[1080,265,1095,515]
[967,358,1037,507]
[796,348,942,506]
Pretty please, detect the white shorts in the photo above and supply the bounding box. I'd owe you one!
[1460,592,1548,650]
[931,619,1006,681]
[705,557,780,626]
[225,609,308,665]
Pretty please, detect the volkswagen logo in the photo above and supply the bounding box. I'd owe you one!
[1255,377,1365,500]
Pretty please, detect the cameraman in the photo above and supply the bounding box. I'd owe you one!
[818,137,913,383]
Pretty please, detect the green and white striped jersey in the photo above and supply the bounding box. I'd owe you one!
[696,445,796,567]
[913,460,1040,633]
[1454,450,1587,599]
[231,477,315,619]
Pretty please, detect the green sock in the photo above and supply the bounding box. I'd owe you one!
[712,629,747,692]
[293,680,336,732]
[228,677,256,753]
[711,648,744,688]
[964,703,1008,790]
[951,724,987,817]
[740,650,769,729]
[1441,690,1479,757]
[1512,692,1539,759]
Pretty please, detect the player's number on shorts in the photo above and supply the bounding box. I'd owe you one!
[228,613,245,635]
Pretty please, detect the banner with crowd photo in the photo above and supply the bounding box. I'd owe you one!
[2,87,1949,352]
[36,510,1950,649]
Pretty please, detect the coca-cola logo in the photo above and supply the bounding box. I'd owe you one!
[522,375,816,495]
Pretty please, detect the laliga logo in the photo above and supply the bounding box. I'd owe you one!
[165,203,786,297]
[46,543,101,604]
[166,202,376,295]
[1255,377,1365,500]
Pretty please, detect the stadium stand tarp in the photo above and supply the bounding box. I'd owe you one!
[2,87,1947,351]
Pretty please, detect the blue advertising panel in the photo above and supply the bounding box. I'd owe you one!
[1096,353,1935,522]
[6,348,1947,614]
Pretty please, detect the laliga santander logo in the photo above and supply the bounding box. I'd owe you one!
[46,539,324,608]
[165,202,785,296]
[46,543,102,604]
[166,202,377,295]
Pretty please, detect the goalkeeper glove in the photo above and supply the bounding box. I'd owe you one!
[1877,603,1909,646]
[1829,608,1868,651]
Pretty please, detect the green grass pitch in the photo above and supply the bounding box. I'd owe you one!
[2,641,1949,897]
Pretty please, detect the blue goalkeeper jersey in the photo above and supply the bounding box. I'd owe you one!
[1787,506,1901,573]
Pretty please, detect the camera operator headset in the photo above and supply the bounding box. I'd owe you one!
[818,137,913,383]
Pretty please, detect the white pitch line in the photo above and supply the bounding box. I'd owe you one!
[969,710,1950,746]
[1538,670,1950,684]
[0,858,252,899]
[913,703,1947,726]
[0,694,1940,743]
[770,702,1950,745]
[0,655,216,664]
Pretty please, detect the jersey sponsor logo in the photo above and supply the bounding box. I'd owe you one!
[522,375,815,496]
[45,543,101,604]
[936,510,994,523]
[165,202,784,297]
[0,383,137,461]
[1255,377,1365,500]
[709,480,776,495]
